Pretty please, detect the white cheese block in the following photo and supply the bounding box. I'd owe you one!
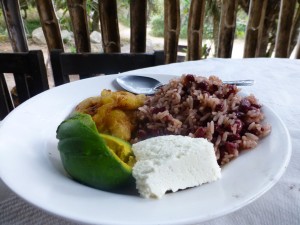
[132,135,221,199]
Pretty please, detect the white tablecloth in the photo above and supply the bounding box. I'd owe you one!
[1,58,299,224]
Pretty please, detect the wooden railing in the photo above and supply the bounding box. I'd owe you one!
[1,0,300,62]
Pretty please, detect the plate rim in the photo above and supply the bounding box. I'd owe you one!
[0,74,292,225]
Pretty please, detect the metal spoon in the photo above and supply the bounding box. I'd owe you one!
[116,75,254,95]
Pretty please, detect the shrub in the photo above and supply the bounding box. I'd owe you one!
[150,14,164,37]
[179,23,188,39]
[235,22,246,38]
[24,19,41,37]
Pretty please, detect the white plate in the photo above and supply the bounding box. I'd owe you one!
[0,74,291,225]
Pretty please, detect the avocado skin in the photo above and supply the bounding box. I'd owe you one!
[56,113,133,190]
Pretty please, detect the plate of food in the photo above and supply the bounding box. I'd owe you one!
[0,74,291,225]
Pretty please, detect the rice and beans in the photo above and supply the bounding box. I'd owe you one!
[131,74,271,165]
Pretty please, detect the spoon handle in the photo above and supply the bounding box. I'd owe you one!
[154,80,254,91]
[223,80,254,86]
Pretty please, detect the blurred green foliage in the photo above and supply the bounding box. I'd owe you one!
[149,14,164,37]
[235,10,247,39]
[0,0,246,41]
[24,19,40,37]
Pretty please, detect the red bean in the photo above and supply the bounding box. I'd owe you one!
[215,103,224,112]
[185,74,195,83]
[151,107,166,114]
[194,127,206,138]
[227,133,240,141]
[239,98,251,112]
[225,142,238,154]
[197,81,209,91]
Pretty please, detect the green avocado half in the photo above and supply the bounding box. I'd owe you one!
[56,113,135,190]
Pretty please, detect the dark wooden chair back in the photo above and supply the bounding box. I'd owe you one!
[50,50,165,86]
[0,73,13,120]
[0,50,49,120]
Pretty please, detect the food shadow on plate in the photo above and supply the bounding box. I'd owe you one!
[71,176,140,196]
[112,79,124,91]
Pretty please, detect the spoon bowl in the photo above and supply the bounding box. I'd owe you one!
[116,75,163,95]
[116,75,254,95]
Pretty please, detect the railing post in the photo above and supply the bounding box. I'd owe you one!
[295,32,300,59]
[0,0,28,52]
[35,0,64,51]
[187,0,206,61]
[243,0,267,58]
[98,0,121,53]
[164,0,180,64]
[275,0,297,58]
[217,0,238,58]
[67,0,91,53]
[0,73,14,119]
[130,0,147,53]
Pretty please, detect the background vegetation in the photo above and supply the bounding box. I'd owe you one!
[0,0,247,40]
[0,0,299,57]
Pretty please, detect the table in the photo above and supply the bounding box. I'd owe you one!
[0,58,299,224]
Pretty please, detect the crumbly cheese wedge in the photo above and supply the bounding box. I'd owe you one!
[132,135,221,199]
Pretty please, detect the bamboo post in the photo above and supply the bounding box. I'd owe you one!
[35,0,64,51]
[289,4,300,56]
[295,32,300,59]
[187,0,206,61]
[67,0,91,53]
[164,0,180,63]
[217,0,238,58]
[256,0,280,57]
[130,0,147,53]
[275,0,297,58]
[0,0,28,52]
[243,0,267,58]
[0,73,14,118]
[0,0,29,105]
[98,0,121,53]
